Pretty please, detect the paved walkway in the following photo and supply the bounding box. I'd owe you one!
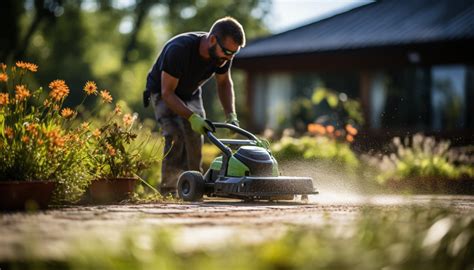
[1,194,473,260]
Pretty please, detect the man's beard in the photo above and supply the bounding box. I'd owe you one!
[208,45,227,67]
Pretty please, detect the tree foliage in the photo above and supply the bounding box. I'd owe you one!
[0,0,271,120]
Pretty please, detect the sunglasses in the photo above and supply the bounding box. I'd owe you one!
[215,36,240,56]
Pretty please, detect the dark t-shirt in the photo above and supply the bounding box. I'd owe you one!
[146,32,231,101]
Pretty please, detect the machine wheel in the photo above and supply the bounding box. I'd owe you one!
[178,171,205,201]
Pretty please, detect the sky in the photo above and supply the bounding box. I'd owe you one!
[267,0,373,33]
[84,0,373,35]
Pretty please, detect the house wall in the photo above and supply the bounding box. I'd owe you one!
[251,73,292,131]
[246,64,474,141]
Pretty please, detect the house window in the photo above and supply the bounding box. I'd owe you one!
[370,67,431,129]
[369,65,472,131]
[370,72,387,129]
[431,65,467,130]
[252,73,292,130]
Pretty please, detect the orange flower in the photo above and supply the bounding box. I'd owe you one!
[48,79,70,101]
[0,63,6,72]
[16,61,38,72]
[106,143,116,156]
[83,81,98,95]
[15,85,31,102]
[81,122,90,130]
[326,125,335,134]
[60,107,75,119]
[122,113,133,126]
[307,123,326,135]
[65,134,80,143]
[346,134,354,143]
[37,139,44,145]
[92,129,101,138]
[26,123,39,136]
[0,93,9,105]
[4,127,14,139]
[345,124,358,136]
[45,128,65,148]
[100,90,112,103]
[21,135,30,144]
[43,99,51,107]
[0,73,8,82]
[113,104,122,115]
[334,130,342,137]
[44,129,59,139]
[53,136,66,148]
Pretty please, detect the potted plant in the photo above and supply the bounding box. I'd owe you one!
[0,61,94,210]
[84,98,158,204]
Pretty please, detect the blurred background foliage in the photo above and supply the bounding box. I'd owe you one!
[0,0,271,123]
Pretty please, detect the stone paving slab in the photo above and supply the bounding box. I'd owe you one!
[1,194,473,261]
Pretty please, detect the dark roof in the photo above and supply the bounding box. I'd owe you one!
[237,0,474,58]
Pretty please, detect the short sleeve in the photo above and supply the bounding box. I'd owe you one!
[215,59,232,74]
[160,45,187,78]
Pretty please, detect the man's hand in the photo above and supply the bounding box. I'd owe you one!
[225,112,239,127]
[188,113,212,135]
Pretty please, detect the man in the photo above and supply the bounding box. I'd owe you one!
[145,17,245,196]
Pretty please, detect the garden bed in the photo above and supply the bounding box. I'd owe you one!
[385,176,474,194]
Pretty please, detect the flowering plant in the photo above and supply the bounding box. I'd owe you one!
[364,134,474,183]
[0,60,162,201]
[0,61,98,201]
[87,103,159,179]
[308,86,363,143]
[307,123,358,143]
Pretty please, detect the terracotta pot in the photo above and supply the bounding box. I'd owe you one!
[0,181,56,211]
[88,177,138,204]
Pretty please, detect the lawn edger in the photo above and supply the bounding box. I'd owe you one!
[177,122,318,201]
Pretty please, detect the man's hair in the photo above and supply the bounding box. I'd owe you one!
[210,17,246,47]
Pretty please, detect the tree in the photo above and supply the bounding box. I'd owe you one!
[0,0,271,120]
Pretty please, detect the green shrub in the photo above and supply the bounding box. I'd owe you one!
[271,135,359,171]
[367,134,474,183]
[202,143,221,171]
[312,86,365,126]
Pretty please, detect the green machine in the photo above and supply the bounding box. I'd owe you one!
[177,122,318,201]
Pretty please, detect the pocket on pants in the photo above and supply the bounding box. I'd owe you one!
[152,93,176,120]
[185,96,205,118]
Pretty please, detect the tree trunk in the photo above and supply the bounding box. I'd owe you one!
[122,0,153,64]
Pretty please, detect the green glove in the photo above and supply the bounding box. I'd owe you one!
[225,112,239,127]
[188,113,212,135]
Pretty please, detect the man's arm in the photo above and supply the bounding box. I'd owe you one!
[161,71,193,119]
[161,71,211,134]
[215,71,235,116]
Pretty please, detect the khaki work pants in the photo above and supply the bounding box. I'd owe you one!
[151,92,205,193]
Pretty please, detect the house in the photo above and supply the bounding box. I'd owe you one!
[233,0,474,145]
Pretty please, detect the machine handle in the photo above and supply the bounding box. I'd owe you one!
[204,121,262,159]
[206,131,232,158]
[211,122,260,141]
